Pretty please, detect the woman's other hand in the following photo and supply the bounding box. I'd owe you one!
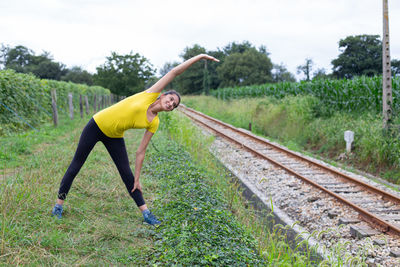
[132,180,142,193]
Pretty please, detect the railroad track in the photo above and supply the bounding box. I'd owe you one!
[179,105,400,238]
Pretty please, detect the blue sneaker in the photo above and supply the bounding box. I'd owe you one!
[143,210,161,225]
[51,204,63,219]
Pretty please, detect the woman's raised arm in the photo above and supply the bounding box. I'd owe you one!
[146,54,219,94]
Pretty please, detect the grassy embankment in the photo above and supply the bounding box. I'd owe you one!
[0,112,319,265]
[183,95,400,185]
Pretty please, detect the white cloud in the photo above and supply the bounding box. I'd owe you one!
[1,0,399,78]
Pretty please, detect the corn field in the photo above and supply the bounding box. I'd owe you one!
[211,76,400,114]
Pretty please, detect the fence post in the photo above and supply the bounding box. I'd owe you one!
[68,93,74,120]
[79,94,83,119]
[51,89,58,126]
[93,95,97,113]
[84,95,89,115]
[98,96,102,111]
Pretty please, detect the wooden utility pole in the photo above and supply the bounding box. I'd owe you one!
[382,0,393,129]
[203,59,210,95]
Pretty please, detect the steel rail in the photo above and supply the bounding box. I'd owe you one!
[180,105,400,236]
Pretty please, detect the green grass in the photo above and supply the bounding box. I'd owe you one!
[1,111,321,266]
[5,103,383,265]
[1,116,155,265]
[0,114,88,170]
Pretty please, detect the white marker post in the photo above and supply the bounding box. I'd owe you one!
[344,130,354,153]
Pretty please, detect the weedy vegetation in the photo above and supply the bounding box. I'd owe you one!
[183,94,400,184]
[211,75,400,115]
[1,110,322,265]
[151,112,322,266]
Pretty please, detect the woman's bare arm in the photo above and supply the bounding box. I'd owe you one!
[146,54,219,94]
[132,130,154,192]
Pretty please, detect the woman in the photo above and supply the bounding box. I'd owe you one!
[51,54,219,225]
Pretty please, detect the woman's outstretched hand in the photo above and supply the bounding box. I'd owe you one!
[146,53,220,94]
[199,54,220,62]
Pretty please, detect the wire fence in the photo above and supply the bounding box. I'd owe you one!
[0,69,122,136]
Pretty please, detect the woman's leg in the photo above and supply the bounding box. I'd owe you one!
[102,138,146,209]
[57,119,101,201]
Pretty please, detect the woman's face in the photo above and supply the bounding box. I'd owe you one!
[161,93,179,111]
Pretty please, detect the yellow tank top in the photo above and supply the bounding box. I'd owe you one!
[93,91,160,138]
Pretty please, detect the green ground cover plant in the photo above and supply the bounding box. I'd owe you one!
[153,112,319,266]
[145,132,269,265]
[183,95,400,184]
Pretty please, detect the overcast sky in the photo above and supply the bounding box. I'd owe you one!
[1,0,400,79]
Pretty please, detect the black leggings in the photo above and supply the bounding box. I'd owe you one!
[57,118,145,207]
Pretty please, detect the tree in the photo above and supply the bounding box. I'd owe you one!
[94,51,155,96]
[312,68,330,80]
[217,47,273,87]
[160,61,178,77]
[144,76,160,89]
[159,61,179,90]
[392,59,400,77]
[0,44,8,69]
[331,35,382,79]
[174,44,207,94]
[272,63,296,82]
[171,41,277,93]
[205,49,225,91]
[0,44,67,80]
[61,66,94,85]
[203,59,210,95]
[296,58,314,81]
[1,45,34,72]
[222,41,253,56]
[31,59,67,80]
[28,52,67,80]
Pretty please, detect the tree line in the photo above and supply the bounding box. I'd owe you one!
[1,35,399,96]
